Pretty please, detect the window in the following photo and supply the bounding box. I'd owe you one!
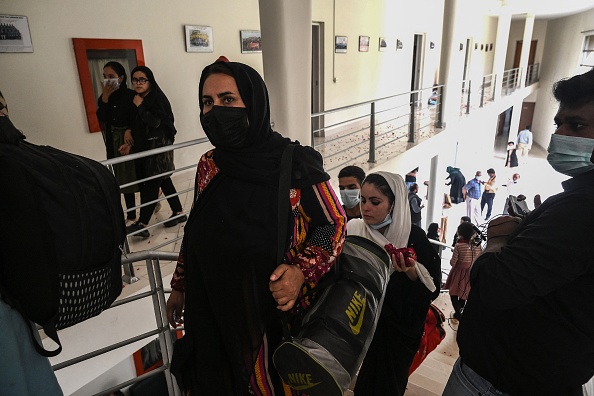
[580,35,594,68]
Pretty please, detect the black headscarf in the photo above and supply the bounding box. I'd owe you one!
[181,60,329,394]
[198,60,328,187]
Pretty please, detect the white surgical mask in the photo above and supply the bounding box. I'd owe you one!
[369,212,393,230]
[547,134,594,177]
[103,78,120,89]
[340,189,360,209]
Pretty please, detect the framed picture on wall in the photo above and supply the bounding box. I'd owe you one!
[185,25,213,53]
[359,36,370,52]
[379,37,388,52]
[335,36,348,53]
[240,30,262,53]
[0,14,33,53]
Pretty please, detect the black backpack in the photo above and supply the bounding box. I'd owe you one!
[0,141,125,357]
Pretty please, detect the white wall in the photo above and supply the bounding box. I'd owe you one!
[531,9,594,149]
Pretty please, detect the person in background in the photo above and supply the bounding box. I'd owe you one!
[348,171,441,396]
[440,193,453,245]
[408,183,424,227]
[445,166,466,204]
[338,165,365,221]
[463,170,482,224]
[505,141,519,169]
[451,216,471,246]
[165,59,346,395]
[96,61,139,224]
[126,66,187,238]
[516,125,533,160]
[480,168,497,220]
[0,91,63,395]
[405,167,419,190]
[502,172,521,215]
[426,222,441,253]
[443,68,594,396]
[443,222,482,321]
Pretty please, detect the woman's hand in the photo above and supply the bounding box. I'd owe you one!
[100,80,118,103]
[124,129,134,146]
[391,252,418,281]
[269,264,305,311]
[166,289,185,328]
[118,143,131,155]
[133,94,144,107]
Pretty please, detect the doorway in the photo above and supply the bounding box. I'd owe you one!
[518,102,535,132]
[311,22,324,138]
[494,107,513,155]
[409,34,424,142]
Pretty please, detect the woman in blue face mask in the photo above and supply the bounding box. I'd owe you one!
[346,171,441,396]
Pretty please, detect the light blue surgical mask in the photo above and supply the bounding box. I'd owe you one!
[369,212,393,230]
[340,189,360,209]
[547,134,594,177]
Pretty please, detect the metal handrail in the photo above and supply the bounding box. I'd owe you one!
[52,251,181,396]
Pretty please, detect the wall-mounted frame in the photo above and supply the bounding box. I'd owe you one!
[0,14,33,53]
[185,25,213,53]
[379,37,388,52]
[240,30,262,53]
[359,36,370,52]
[335,35,348,53]
[73,38,145,133]
[396,39,403,50]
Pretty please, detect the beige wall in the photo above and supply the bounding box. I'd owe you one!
[532,8,594,149]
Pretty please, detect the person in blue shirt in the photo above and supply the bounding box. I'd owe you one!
[516,125,533,159]
[463,171,482,224]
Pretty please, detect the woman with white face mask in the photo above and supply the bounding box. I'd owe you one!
[347,171,441,396]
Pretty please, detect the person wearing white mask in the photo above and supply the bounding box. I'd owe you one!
[347,171,441,396]
[338,165,365,221]
[443,69,594,396]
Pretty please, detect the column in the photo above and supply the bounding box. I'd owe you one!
[259,0,313,146]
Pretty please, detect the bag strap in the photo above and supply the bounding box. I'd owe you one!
[277,143,296,342]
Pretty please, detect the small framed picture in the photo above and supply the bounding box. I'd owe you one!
[396,39,403,50]
[0,14,33,53]
[359,36,370,52]
[335,35,348,53]
[378,37,388,52]
[240,30,262,53]
[185,25,213,53]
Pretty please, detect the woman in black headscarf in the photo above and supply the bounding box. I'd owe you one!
[96,61,138,222]
[166,59,346,395]
[126,66,187,238]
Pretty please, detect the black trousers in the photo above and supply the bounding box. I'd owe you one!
[138,176,183,225]
[480,193,495,219]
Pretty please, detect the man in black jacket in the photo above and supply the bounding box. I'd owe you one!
[443,69,594,396]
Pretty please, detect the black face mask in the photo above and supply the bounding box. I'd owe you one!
[200,106,249,149]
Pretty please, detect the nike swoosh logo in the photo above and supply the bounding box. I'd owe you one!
[349,292,367,335]
[291,382,322,390]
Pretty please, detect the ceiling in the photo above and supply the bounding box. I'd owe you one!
[489,0,594,20]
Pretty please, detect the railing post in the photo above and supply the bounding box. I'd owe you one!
[466,80,471,114]
[492,74,497,102]
[368,102,377,163]
[122,238,139,284]
[480,76,486,108]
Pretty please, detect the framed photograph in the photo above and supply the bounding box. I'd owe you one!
[335,36,348,53]
[396,39,403,50]
[185,25,213,53]
[240,30,262,54]
[359,36,370,52]
[0,15,33,53]
[378,37,388,52]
